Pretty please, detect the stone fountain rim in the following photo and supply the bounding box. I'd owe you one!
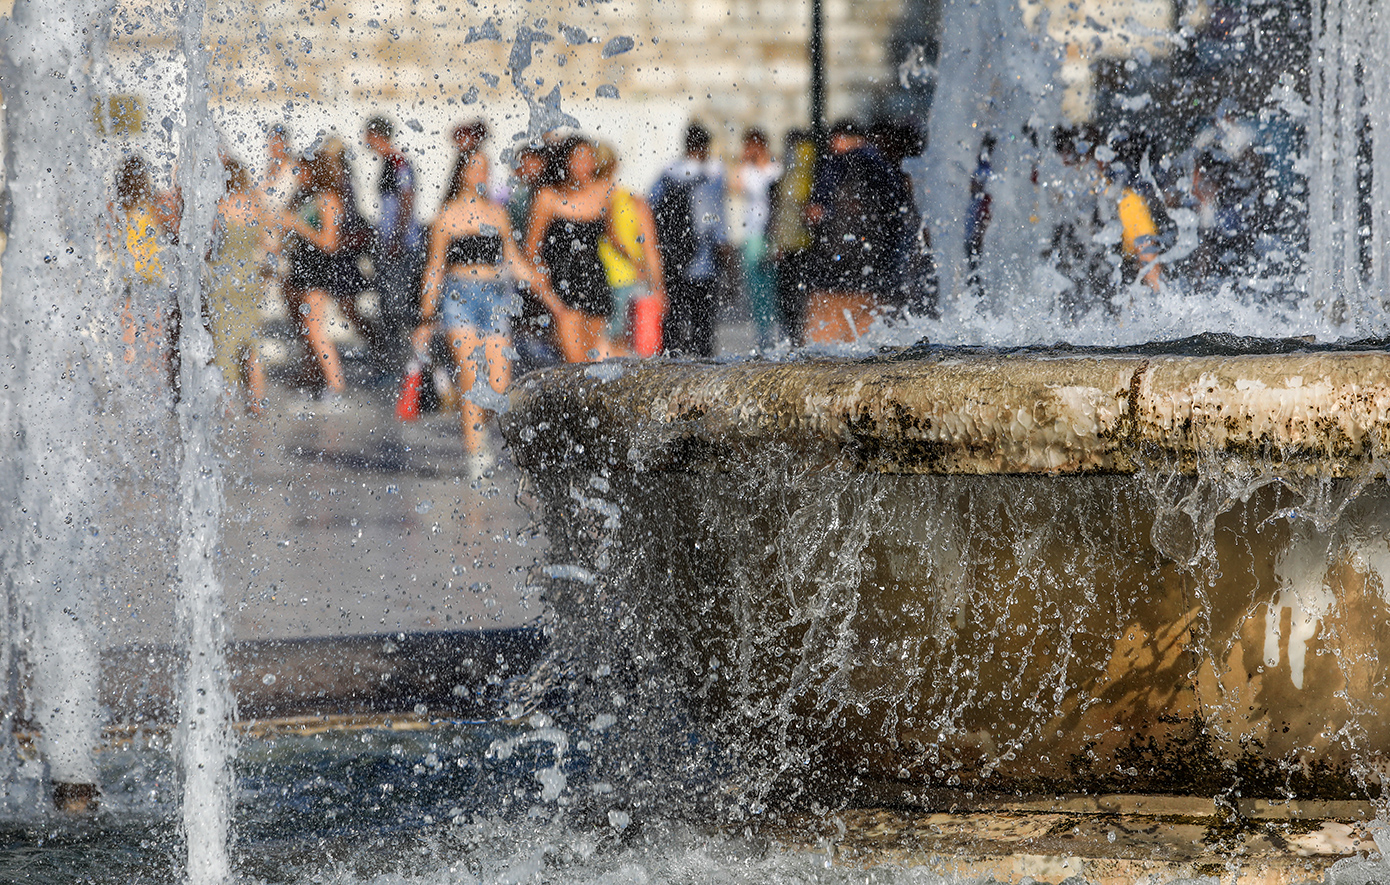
[503,348,1390,477]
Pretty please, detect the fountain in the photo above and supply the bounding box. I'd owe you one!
[499,1,1390,881]
[0,2,236,879]
[9,0,1390,881]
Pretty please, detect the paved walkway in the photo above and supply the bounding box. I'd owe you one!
[97,376,539,651]
[221,382,539,641]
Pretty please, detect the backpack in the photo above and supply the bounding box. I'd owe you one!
[651,176,697,282]
[818,150,905,292]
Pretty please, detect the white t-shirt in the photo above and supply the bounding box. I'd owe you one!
[735,161,781,244]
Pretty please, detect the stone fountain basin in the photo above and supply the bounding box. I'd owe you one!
[503,349,1390,798]
[505,348,1390,477]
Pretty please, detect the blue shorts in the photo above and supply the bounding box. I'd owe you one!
[438,276,515,337]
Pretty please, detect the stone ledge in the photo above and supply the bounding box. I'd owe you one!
[504,352,1390,477]
[766,805,1382,884]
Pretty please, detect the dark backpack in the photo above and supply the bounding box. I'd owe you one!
[652,176,697,281]
[818,150,905,293]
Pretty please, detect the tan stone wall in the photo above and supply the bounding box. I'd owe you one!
[103,0,918,185]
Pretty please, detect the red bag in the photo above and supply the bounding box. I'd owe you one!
[396,360,424,421]
[631,295,664,358]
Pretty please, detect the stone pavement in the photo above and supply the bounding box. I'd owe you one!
[217,381,539,641]
[98,376,546,721]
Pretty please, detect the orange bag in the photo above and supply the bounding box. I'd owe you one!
[396,359,424,421]
[631,296,664,358]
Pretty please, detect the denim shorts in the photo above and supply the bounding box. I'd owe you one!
[438,276,515,337]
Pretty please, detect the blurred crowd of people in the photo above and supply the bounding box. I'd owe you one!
[964,103,1293,317]
[105,100,1285,478]
[106,114,934,475]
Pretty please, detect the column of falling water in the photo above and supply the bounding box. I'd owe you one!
[1305,0,1390,321]
[171,0,235,879]
[0,0,106,813]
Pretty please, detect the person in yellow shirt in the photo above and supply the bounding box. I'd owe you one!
[595,144,666,357]
[1117,184,1161,292]
[112,154,173,380]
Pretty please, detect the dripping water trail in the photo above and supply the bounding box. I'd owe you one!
[171,0,235,879]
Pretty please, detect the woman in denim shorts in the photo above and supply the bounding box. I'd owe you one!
[415,151,540,474]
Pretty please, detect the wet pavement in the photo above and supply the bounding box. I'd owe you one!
[92,376,547,720]
[91,371,543,648]
[215,382,540,643]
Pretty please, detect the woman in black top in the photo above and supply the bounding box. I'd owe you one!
[282,150,347,398]
[524,137,618,363]
[416,151,538,470]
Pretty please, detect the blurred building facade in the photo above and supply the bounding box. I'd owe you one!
[99,0,928,195]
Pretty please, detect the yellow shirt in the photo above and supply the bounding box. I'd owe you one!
[599,188,644,288]
[1117,188,1159,262]
[124,206,164,283]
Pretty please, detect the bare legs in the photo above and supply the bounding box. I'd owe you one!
[297,287,345,395]
[447,325,511,456]
[553,306,616,363]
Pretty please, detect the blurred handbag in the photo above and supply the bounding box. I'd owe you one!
[395,351,428,421]
[631,294,664,358]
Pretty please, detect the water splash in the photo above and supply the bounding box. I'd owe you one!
[0,0,109,802]
[170,0,235,877]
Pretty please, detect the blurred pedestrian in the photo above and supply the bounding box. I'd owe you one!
[804,119,910,344]
[365,116,424,372]
[767,129,817,346]
[506,145,548,245]
[733,128,781,351]
[260,125,298,219]
[416,150,537,476]
[869,118,934,317]
[964,133,995,300]
[110,154,174,385]
[596,143,666,357]
[651,122,728,357]
[320,136,383,356]
[258,125,297,309]
[282,149,348,399]
[525,136,618,363]
[207,157,268,414]
[446,118,490,204]
[506,144,561,371]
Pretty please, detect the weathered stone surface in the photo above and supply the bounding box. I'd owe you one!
[505,352,1390,476]
[504,352,1390,802]
[769,805,1376,885]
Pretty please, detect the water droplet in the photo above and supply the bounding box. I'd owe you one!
[602,36,634,57]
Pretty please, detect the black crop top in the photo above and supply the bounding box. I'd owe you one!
[445,234,503,266]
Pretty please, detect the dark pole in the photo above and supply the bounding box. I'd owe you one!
[810,0,826,143]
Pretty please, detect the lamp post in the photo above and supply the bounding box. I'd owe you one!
[810,0,826,141]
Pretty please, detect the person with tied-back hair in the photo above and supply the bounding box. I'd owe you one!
[446,118,490,205]
[281,149,348,400]
[415,150,540,476]
[525,136,619,363]
[207,156,268,414]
